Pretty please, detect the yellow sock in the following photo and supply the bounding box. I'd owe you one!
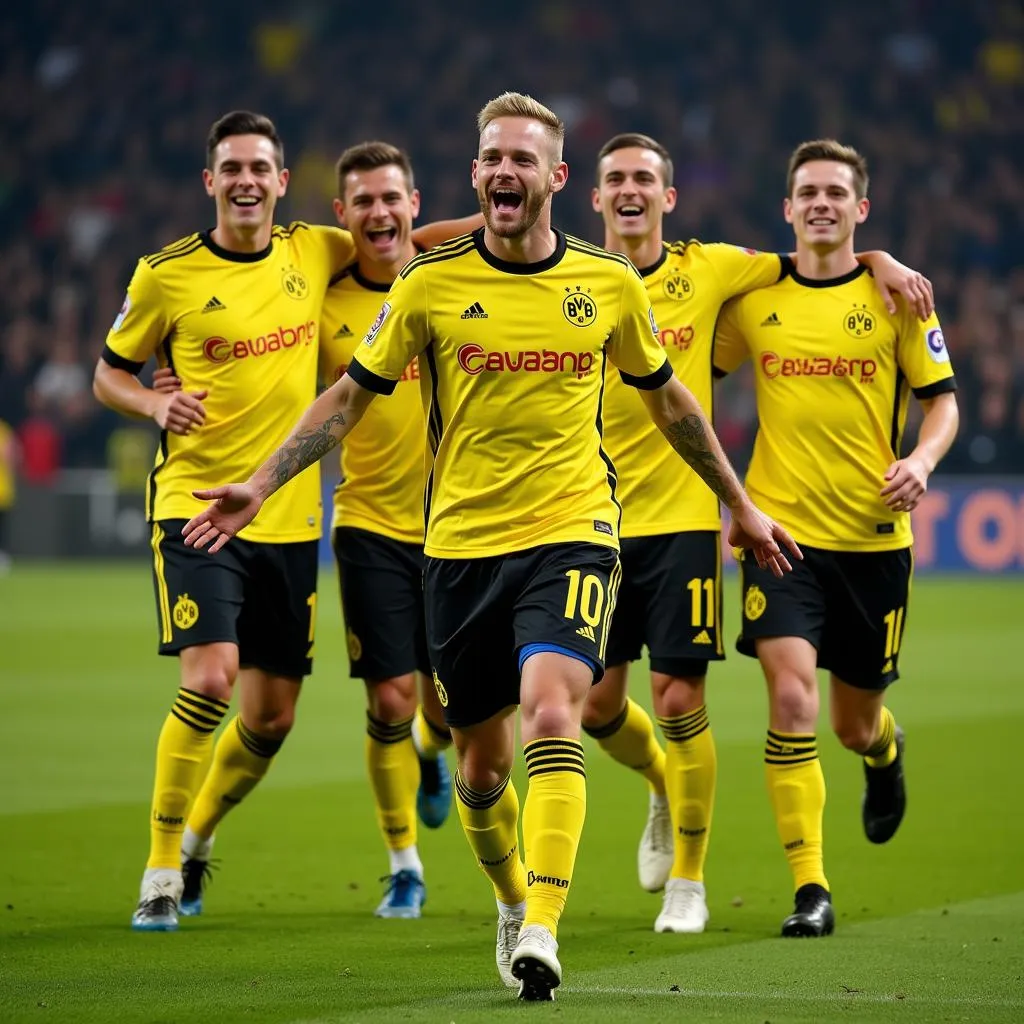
[364,712,419,852]
[455,770,526,905]
[186,715,283,840]
[521,738,587,937]
[765,730,828,891]
[864,707,897,768]
[657,706,717,882]
[585,698,666,797]
[413,704,452,758]
[147,688,229,870]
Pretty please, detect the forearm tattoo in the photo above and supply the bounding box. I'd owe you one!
[268,411,347,491]
[662,415,738,506]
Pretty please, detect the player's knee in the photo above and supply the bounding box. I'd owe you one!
[247,703,296,740]
[769,674,818,731]
[581,686,623,732]
[457,743,514,793]
[367,676,417,722]
[832,718,874,754]
[652,674,705,717]
[184,665,236,703]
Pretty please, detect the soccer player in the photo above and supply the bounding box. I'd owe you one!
[320,141,457,918]
[93,110,478,933]
[179,92,799,1000]
[713,139,959,937]
[585,133,937,935]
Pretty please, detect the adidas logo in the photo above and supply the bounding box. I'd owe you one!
[693,629,712,645]
[760,311,781,326]
[461,301,488,319]
[201,296,226,313]
[333,323,354,338]
[575,625,596,642]
[882,659,894,674]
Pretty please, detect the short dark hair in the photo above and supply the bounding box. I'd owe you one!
[787,139,869,199]
[596,133,674,187]
[335,141,415,199]
[206,111,284,170]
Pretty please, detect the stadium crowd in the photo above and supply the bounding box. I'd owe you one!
[0,0,1021,478]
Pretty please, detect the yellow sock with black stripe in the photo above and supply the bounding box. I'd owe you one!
[147,688,229,869]
[765,730,828,891]
[186,715,284,841]
[864,706,897,768]
[455,769,527,905]
[657,705,717,882]
[522,738,586,937]
[364,712,419,852]
[412,705,452,758]
[585,698,666,797]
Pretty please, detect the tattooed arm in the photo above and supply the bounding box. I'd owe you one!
[639,375,802,576]
[181,374,377,553]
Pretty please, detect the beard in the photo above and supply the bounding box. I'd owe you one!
[477,184,547,238]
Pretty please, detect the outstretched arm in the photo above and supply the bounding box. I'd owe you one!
[638,375,801,576]
[182,373,377,552]
[880,391,959,511]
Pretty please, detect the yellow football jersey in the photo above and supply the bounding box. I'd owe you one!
[714,265,957,550]
[0,418,14,510]
[350,230,672,559]
[103,223,355,542]
[603,241,784,537]
[320,264,426,544]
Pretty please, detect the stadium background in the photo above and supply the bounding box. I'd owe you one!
[1,2,1022,1022]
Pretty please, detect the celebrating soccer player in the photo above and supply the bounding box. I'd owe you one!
[179,92,799,999]
[714,139,959,937]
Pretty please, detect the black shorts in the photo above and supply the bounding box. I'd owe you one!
[737,545,913,690]
[150,520,319,679]
[424,542,621,728]
[332,526,430,681]
[606,531,724,677]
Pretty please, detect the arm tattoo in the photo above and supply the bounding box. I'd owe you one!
[662,414,738,507]
[268,411,347,491]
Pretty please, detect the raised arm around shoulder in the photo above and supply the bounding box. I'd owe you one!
[412,213,485,250]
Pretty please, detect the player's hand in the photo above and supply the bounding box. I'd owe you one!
[152,388,208,435]
[182,484,262,553]
[871,255,934,321]
[880,456,929,511]
[727,501,802,578]
[152,367,181,393]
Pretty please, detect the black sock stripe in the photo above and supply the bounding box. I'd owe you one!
[527,763,587,779]
[366,712,414,744]
[524,739,585,759]
[169,707,219,734]
[179,687,230,711]
[582,703,629,740]
[423,714,451,742]
[455,770,509,810]
[236,718,283,759]
[177,688,230,713]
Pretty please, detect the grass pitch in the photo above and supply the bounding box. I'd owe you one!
[1,563,1022,1023]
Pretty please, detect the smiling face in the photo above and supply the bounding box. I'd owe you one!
[592,145,676,242]
[785,159,869,253]
[336,163,420,269]
[203,134,288,245]
[472,116,567,239]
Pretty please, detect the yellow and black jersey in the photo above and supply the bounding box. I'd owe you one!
[320,264,426,544]
[0,418,13,510]
[102,222,356,542]
[349,228,672,559]
[603,241,785,537]
[714,264,957,551]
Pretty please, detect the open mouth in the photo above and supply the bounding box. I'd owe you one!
[808,217,836,227]
[230,195,261,210]
[367,226,398,246]
[616,204,644,219]
[491,189,523,214]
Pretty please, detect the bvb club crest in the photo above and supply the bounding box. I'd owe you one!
[346,628,363,662]
[663,272,695,302]
[282,267,309,301]
[744,585,767,621]
[173,594,199,630]
[562,286,598,327]
[843,303,876,338]
[432,670,449,708]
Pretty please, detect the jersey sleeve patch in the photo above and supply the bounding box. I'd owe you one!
[362,301,391,347]
[619,357,673,391]
[925,327,950,364]
[348,357,398,396]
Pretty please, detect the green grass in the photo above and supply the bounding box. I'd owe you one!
[1,564,1022,1023]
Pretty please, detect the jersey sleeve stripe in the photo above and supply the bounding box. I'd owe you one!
[141,233,201,265]
[348,357,398,395]
[399,236,477,279]
[619,358,673,391]
[145,238,205,269]
[328,263,356,288]
[912,377,957,400]
[101,344,146,375]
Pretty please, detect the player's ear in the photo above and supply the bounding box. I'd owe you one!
[783,197,794,225]
[591,186,602,213]
[202,168,215,198]
[409,188,422,219]
[856,197,870,224]
[471,159,480,189]
[277,168,290,197]
[332,197,346,228]
[663,185,678,214]
[549,160,569,194]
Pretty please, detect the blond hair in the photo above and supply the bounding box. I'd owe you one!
[477,92,564,160]
[787,139,869,199]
